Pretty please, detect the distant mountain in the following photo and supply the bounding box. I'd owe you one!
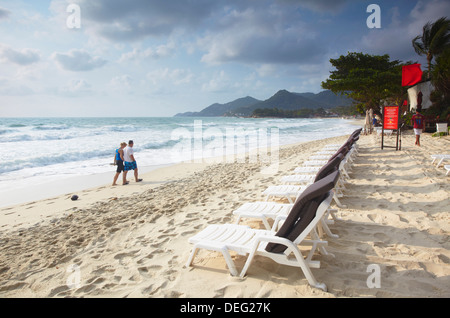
[295,90,353,108]
[174,96,261,117]
[233,90,324,116]
[174,89,353,117]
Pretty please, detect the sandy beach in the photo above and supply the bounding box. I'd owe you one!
[0,129,449,298]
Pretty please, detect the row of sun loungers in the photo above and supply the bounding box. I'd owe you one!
[186,128,362,292]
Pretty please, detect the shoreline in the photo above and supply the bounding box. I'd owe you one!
[0,120,365,210]
[0,163,174,209]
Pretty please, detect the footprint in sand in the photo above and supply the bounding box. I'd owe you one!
[138,265,162,278]
[181,229,197,236]
[374,232,391,243]
[48,285,70,297]
[114,250,140,266]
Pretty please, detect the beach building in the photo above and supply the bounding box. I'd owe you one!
[407,80,433,111]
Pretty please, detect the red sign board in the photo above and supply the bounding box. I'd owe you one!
[383,106,399,130]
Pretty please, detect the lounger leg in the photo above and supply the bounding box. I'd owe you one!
[187,244,239,276]
[320,219,339,239]
[186,247,199,267]
[220,247,239,276]
[309,228,334,258]
[261,218,271,231]
[333,193,347,208]
[328,208,341,222]
[239,242,260,278]
[291,248,327,292]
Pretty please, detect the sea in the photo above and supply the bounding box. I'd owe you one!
[0,117,360,206]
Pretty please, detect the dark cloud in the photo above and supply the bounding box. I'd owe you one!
[277,0,352,12]
[0,45,40,65]
[52,49,107,71]
[199,6,327,65]
[75,0,331,66]
[78,0,224,41]
[0,7,11,20]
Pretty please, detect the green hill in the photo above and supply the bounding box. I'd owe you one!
[174,89,353,117]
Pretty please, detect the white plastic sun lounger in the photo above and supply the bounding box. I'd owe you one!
[233,193,340,240]
[431,154,450,167]
[233,201,340,239]
[232,201,292,230]
[262,184,308,203]
[293,166,322,174]
[302,160,329,166]
[445,165,450,176]
[280,174,316,185]
[187,173,337,291]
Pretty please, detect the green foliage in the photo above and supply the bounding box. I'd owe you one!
[321,52,405,114]
[401,111,413,127]
[412,17,450,78]
[252,107,325,118]
[429,47,450,120]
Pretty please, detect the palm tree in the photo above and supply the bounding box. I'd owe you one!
[412,17,450,78]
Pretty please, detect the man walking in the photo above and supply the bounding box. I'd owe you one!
[123,140,143,184]
[411,108,426,146]
[112,142,127,186]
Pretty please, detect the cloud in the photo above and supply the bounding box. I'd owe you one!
[52,49,107,71]
[0,44,41,65]
[57,79,92,96]
[146,68,194,86]
[77,0,223,42]
[0,7,11,20]
[201,70,233,92]
[0,83,35,96]
[277,0,351,12]
[63,1,331,66]
[199,7,326,65]
[110,74,133,87]
[119,42,176,62]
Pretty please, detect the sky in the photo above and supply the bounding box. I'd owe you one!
[0,0,448,117]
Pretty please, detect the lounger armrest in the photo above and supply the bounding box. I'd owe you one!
[253,234,298,255]
[272,215,287,231]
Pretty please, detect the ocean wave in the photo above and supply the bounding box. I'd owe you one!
[8,124,27,128]
[2,133,83,142]
[0,129,15,135]
[0,148,114,175]
[141,139,181,150]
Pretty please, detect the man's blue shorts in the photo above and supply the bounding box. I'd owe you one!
[124,161,137,171]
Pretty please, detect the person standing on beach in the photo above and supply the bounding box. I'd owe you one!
[123,140,143,184]
[112,142,127,186]
[411,108,426,146]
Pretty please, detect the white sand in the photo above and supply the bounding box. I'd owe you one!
[0,131,449,298]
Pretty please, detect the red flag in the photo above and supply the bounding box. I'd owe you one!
[402,64,423,86]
